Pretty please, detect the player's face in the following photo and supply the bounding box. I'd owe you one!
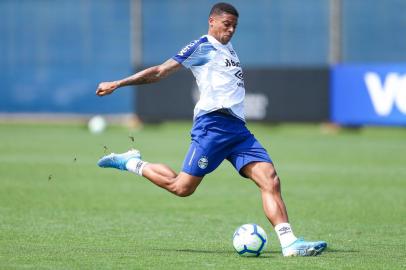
[208,13,238,44]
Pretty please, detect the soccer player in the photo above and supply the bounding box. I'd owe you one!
[96,2,327,257]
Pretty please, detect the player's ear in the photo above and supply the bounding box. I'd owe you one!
[208,16,215,27]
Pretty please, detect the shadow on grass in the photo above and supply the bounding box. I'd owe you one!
[325,248,359,254]
[152,248,359,257]
[152,248,278,257]
[153,248,233,254]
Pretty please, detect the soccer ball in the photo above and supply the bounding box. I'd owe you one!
[88,115,107,134]
[232,224,268,257]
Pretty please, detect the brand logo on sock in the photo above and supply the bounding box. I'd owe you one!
[278,227,292,236]
[198,156,208,169]
[135,161,145,175]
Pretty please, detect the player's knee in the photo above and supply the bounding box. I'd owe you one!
[169,173,201,197]
[271,174,281,193]
[261,170,281,194]
[170,182,196,197]
[174,186,195,197]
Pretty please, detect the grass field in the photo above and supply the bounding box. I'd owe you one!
[0,122,405,269]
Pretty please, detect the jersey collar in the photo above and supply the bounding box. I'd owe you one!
[206,34,231,48]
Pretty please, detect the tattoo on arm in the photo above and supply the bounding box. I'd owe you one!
[117,59,181,87]
[117,67,159,86]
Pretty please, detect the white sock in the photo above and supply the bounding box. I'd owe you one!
[125,158,148,176]
[274,223,298,248]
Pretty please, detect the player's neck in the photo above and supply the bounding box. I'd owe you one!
[207,33,228,45]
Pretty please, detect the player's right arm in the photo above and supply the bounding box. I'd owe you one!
[96,58,181,96]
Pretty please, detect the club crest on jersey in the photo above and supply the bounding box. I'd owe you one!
[198,156,209,169]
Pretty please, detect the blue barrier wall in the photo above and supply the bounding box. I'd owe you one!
[0,0,133,114]
[2,0,406,116]
[331,65,406,126]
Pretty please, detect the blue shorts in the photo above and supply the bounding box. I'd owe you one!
[182,111,272,178]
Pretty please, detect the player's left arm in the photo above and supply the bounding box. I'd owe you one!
[96,58,181,96]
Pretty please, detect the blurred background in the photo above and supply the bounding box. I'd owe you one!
[1,0,406,126]
[1,2,406,268]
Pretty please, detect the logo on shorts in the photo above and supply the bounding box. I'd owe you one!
[198,156,209,169]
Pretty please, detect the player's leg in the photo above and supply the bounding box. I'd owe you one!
[97,112,228,197]
[241,161,298,248]
[242,161,327,256]
[97,149,203,197]
[141,132,227,196]
[227,139,289,227]
[142,165,203,197]
[241,161,288,225]
[137,112,227,196]
[228,128,327,256]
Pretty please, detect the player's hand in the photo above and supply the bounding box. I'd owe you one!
[96,81,119,96]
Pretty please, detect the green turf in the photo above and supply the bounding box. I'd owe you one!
[0,122,405,269]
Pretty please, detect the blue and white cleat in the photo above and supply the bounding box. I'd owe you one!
[97,149,141,171]
[282,238,327,257]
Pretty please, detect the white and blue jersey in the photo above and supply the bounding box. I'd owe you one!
[173,35,245,121]
[173,35,272,177]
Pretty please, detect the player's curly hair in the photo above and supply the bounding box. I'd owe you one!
[210,2,239,18]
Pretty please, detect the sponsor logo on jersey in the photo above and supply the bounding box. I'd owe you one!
[225,58,240,67]
[198,156,209,169]
[229,49,236,56]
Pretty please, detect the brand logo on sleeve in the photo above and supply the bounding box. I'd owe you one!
[178,40,199,56]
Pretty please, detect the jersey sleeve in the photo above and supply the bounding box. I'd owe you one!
[172,36,216,69]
